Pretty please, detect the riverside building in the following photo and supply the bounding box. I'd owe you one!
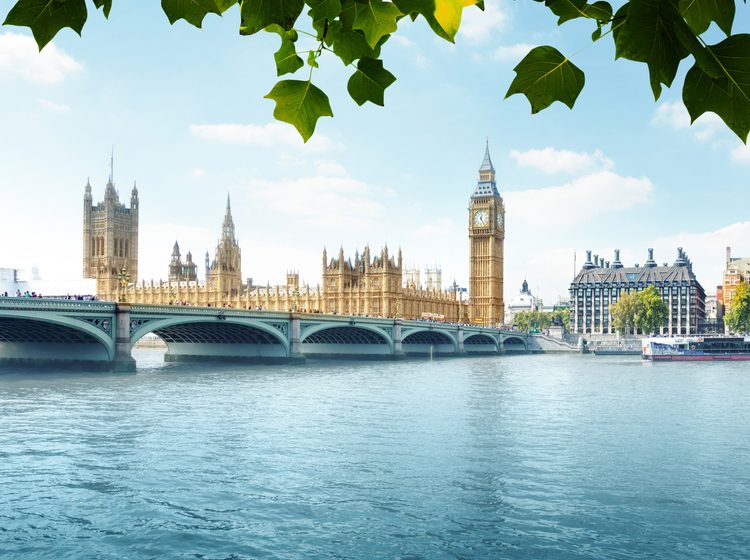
[569,248,706,335]
[89,144,504,323]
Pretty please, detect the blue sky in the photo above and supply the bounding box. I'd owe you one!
[0,1,748,303]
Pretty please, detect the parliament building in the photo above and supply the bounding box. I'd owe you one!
[87,145,505,325]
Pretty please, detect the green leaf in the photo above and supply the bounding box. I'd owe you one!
[679,0,734,36]
[505,45,585,113]
[392,0,475,42]
[93,0,112,17]
[162,0,236,27]
[240,0,305,35]
[347,57,396,106]
[353,0,401,48]
[264,79,334,141]
[329,21,379,64]
[270,33,304,75]
[307,0,342,24]
[307,50,320,68]
[4,0,88,49]
[614,0,689,100]
[683,34,750,142]
[544,0,612,24]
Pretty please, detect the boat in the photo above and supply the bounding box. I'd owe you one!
[642,336,750,361]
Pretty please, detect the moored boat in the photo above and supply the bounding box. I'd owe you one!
[642,336,750,361]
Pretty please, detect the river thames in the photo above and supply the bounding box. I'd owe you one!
[1,351,749,559]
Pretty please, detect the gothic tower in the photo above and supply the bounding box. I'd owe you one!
[82,154,139,282]
[468,142,505,325]
[207,194,242,296]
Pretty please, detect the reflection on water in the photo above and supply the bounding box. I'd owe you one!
[1,352,749,559]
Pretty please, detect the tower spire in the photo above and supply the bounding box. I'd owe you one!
[109,146,114,185]
[472,140,499,198]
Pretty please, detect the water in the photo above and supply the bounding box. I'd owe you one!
[1,352,749,559]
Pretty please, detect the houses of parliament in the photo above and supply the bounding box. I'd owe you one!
[84,145,506,325]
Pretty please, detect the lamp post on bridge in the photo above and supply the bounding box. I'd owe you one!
[117,268,130,303]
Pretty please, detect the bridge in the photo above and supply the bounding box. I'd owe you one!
[0,297,530,371]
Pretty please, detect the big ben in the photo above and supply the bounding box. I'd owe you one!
[469,142,505,325]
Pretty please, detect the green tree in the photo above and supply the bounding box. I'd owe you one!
[610,291,638,335]
[725,281,750,334]
[3,0,750,142]
[634,285,668,335]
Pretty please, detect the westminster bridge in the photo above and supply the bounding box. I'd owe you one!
[0,297,532,371]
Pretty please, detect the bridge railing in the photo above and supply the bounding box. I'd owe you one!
[0,297,116,313]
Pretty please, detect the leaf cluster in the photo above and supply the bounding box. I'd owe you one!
[725,281,750,334]
[610,286,669,335]
[506,0,750,142]
[511,309,570,331]
[2,0,480,141]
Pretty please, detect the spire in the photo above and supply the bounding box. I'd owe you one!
[109,145,114,185]
[479,138,495,173]
[472,140,499,199]
[172,241,181,258]
[222,193,236,241]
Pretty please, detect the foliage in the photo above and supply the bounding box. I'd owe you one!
[634,286,669,335]
[610,287,668,335]
[512,309,570,332]
[3,0,750,142]
[725,281,750,334]
[610,291,639,335]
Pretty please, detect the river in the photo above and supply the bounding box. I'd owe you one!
[1,351,749,559]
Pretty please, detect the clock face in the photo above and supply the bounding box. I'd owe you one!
[496,212,504,228]
[473,209,489,227]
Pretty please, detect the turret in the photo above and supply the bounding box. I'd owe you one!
[612,249,623,269]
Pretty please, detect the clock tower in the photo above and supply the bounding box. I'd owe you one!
[469,142,505,325]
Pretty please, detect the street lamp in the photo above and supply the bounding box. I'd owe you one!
[118,268,130,303]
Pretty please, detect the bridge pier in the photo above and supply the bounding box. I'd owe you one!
[289,315,305,362]
[456,327,468,357]
[113,304,137,372]
[393,321,405,359]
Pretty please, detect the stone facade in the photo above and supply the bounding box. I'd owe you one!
[722,246,750,311]
[468,142,505,325]
[92,145,503,322]
[570,248,706,335]
[83,170,139,283]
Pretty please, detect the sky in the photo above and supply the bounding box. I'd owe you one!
[0,1,748,304]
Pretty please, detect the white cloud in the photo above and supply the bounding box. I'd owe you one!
[458,1,507,43]
[0,32,82,84]
[190,168,206,179]
[509,147,614,175]
[243,171,391,229]
[190,122,336,152]
[649,222,750,290]
[390,35,415,48]
[652,101,723,140]
[38,98,71,113]
[505,171,652,227]
[731,143,750,164]
[493,43,535,62]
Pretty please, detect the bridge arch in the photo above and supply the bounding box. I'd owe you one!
[300,324,393,356]
[401,329,457,355]
[131,317,290,359]
[503,335,527,352]
[464,333,499,353]
[0,311,115,362]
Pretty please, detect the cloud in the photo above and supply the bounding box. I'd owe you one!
[390,35,415,48]
[38,98,71,113]
[649,221,750,290]
[0,32,82,84]
[243,170,391,229]
[190,122,335,152]
[731,143,750,164]
[493,43,535,62]
[505,171,653,227]
[510,147,614,175]
[458,1,507,43]
[652,100,723,140]
[190,168,206,179]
